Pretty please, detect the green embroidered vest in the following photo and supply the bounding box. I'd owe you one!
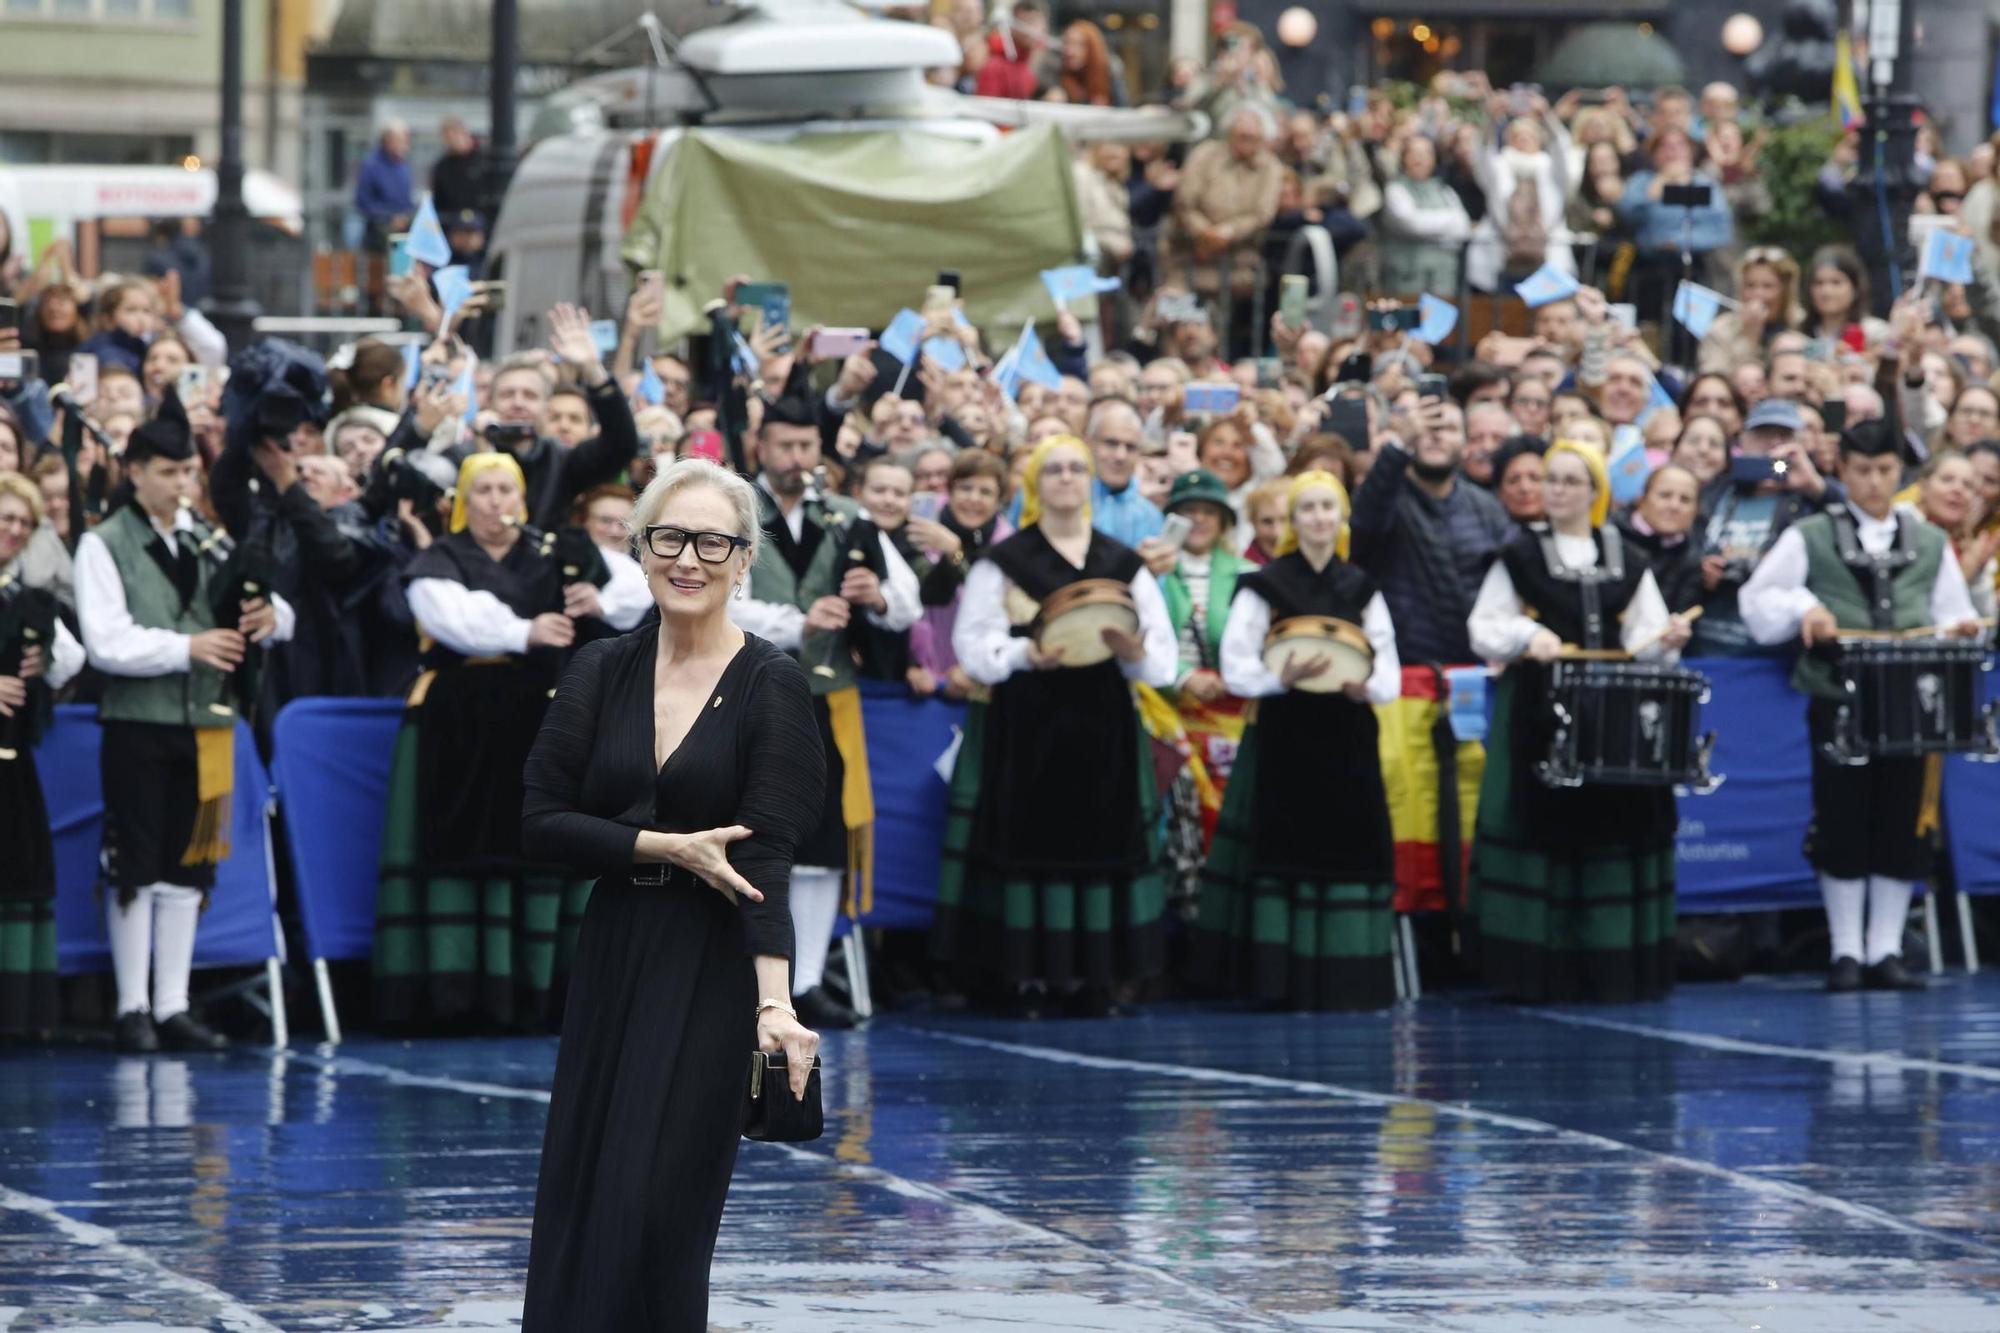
[1162,548,1247,682]
[751,492,864,697]
[93,504,234,729]
[1791,509,1945,701]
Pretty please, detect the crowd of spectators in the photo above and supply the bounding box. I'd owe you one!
[6,15,2000,1026]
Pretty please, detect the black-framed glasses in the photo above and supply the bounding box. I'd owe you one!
[643,526,748,562]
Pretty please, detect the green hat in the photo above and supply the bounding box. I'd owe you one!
[1165,468,1233,520]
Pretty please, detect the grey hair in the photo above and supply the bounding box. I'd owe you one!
[900,442,956,472]
[630,457,761,570]
[1086,397,1142,438]
[1228,102,1278,141]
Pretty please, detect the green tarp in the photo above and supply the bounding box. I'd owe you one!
[623,125,1087,345]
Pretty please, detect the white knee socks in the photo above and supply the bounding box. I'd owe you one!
[1820,873,1917,965]
[789,866,843,996]
[1864,876,1915,967]
[105,881,203,1020]
[150,885,203,1021]
[107,886,156,1016]
[1820,874,1865,963]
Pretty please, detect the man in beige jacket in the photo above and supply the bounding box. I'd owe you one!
[1168,105,1283,300]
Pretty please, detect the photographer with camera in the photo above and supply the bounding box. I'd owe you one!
[481,304,640,532]
[1689,397,1840,656]
[207,341,364,702]
[1618,126,1734,321]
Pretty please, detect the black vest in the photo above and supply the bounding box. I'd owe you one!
[1237,550,1376,623]
[1500,525,1643,650]
[987,525,1143,607]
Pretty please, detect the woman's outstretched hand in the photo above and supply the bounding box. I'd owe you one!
[646,826,761,903]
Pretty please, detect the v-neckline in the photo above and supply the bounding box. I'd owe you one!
[652,632,750,776]
[1040,525,1092,572]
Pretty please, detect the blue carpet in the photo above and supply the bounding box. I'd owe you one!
[4,975,1999,1330]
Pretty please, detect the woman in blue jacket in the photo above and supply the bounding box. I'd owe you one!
[1619,127,1734,323]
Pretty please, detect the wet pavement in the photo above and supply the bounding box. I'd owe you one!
[4,974,2000,1330]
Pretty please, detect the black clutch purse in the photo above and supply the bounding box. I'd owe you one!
[743,1050,824,1142]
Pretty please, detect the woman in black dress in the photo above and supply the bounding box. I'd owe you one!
[933,435,1178,1016]
[520,457,824,1332]
[0,474,85,1039]
[1465,442,1694,1002]
[372,453,611,1029]
[1194,470,1404,1010]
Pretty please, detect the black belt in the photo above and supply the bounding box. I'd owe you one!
[626,863,692,888]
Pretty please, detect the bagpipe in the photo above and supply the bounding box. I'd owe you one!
[188,504,281,720]
[502,514,616,655]
[800,465,887,679]
[0,572,58,759]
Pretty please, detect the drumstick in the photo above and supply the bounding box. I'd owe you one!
[1562,607,1704,662]
[1624,606,1704,658]
[1837,616,1997,642]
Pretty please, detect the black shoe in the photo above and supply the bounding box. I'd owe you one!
[155,1012,229,1051]
[1826,957,1864,992]
[793,987,857,1031]
[113,1010,159,1053]
[1864,956,1927,992]
[1063,985,1121,1019]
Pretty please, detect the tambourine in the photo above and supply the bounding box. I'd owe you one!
[1262,615,1372,693]
[1035,578,1139,668]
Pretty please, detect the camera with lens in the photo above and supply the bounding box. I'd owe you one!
[376,447,454,511]
[483,421,538,451]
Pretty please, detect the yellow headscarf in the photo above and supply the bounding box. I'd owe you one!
[448,452,530,534]
[1019,434,1094,529]
[1274,469,1352,560]
[1546,439,1611,529]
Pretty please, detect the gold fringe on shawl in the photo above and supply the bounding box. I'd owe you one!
[826,686,876,916]
[179,725,234,867]
[1917,752,1944,838]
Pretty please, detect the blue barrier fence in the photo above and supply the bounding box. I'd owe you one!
[36,660,2000,975]
[38,706,282,975]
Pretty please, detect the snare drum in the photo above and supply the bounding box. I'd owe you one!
[1536,660,1721,792]
[1035,578,1140,668]
[1823,636,1999,764]
[1261,616,1373,693]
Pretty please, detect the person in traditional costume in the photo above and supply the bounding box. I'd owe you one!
[1193,469,1403,1010]
[74,399,296,1052]
[935,435,1178,1017]
[1155,468,1253,915]
[1740,421,1984,991]
[0,474,86,1040]
[1465,441,1694,1003]
[372,452,611,1029]
[731,395,920,1030]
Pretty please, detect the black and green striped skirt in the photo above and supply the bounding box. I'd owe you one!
[1,751,59,1038]
[931,694,1168,994]
[1191,713,1397,1011]
[0,898,58,1039]
[372,664,593,1031]
[1469,670,1678,1004]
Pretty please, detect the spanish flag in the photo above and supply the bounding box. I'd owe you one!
[1833,29,1865,131]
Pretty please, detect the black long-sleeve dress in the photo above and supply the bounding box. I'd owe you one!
[519,628,823,1333]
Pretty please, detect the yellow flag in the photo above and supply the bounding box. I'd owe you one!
[1833,29,1865,131]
